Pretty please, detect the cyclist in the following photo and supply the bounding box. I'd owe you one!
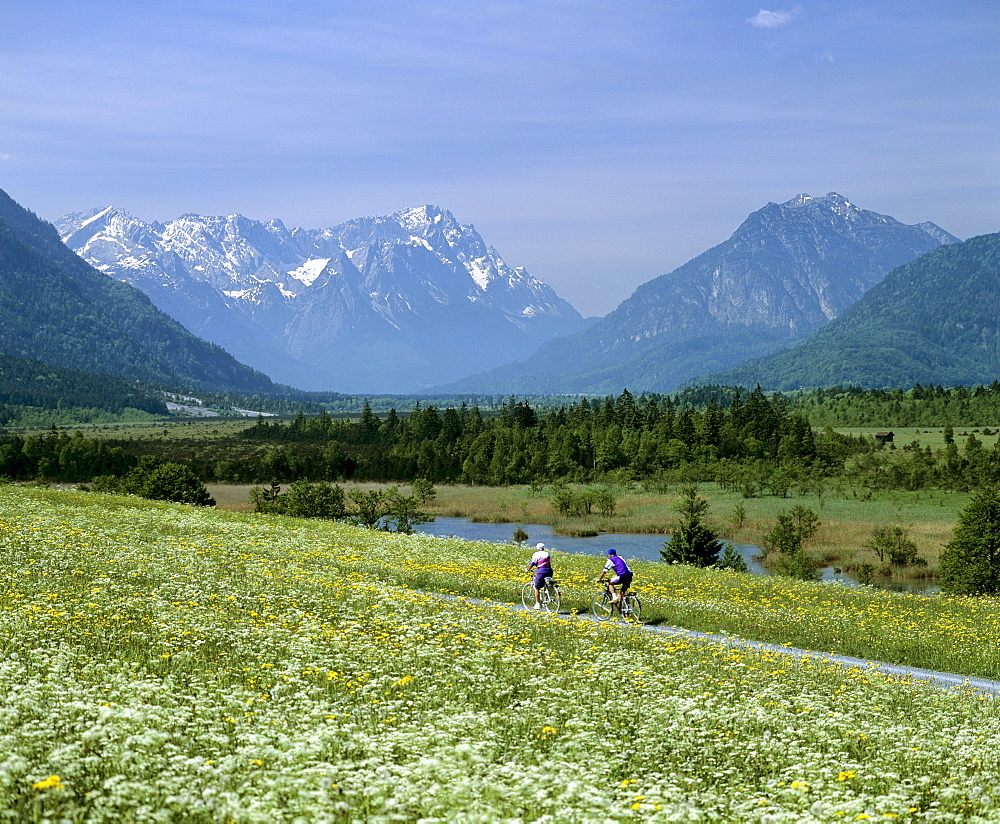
[599,549,633,606]
[525,542,555,610]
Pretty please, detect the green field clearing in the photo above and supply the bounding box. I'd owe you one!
[64,418,259,440]
[832,426,1000,450]
[2,485,1000,820]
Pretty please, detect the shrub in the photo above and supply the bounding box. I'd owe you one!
[252,480,347,519]
[110,456,215,506]
[864,525,919,567]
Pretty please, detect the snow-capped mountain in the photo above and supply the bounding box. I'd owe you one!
[0,187,275,396]
[439,193,960,395]
[57,206,586,392]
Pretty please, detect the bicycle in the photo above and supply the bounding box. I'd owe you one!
[521,576,562,612]
[591,583,641,623]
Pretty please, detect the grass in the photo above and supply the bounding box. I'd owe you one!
[204,483,994,677]
[211,480,966,579]
[3,484,1000,821]
[832,426,1000,451]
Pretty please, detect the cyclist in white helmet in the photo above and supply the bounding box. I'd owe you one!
[525,542,555,610]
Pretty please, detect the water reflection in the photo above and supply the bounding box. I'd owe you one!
[414,517,939,594]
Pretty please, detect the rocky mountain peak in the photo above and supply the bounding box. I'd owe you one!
[59,203,585,392]
[785,192,851,208]
[439,194,960,396]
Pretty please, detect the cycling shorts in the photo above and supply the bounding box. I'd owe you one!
[533,568,554,588]
[611,572,633,591]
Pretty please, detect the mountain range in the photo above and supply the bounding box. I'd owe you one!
[2,184,984,405]
[436,193,959,394]
[696,231,1000,390]
[58,205,587,393]
[0,188,275,396]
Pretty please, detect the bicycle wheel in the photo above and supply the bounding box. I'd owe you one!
[521,581,536,609]
[590,591,614,619]
[620,593,642,623]
[542,582,561,613]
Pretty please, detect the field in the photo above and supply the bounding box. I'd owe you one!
[3,485,1000,821]
[9,418,259,440]
[831,427,1000,451]
[211,481,965,577]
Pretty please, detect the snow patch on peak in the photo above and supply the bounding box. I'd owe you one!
[408,235,434,251]
[287,258,330,287]
[467,257,494,291]
[57,206,124,242]
[787,193,815,207]
[395,205,453,234]
[77,205,116,229]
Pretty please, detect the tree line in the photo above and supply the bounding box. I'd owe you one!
[224,387,824,488]
[8,384,1000,495]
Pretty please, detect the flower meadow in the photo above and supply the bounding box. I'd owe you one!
[2,486,1000,822]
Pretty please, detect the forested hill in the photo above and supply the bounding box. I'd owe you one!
[0,352,167,422]
[698,233,1000,390]
[0,189,276,395]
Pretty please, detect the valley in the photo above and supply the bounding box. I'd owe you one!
[4,2,997,819]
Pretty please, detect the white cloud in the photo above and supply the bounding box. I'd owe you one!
[0,153,12,161]
[746,9,797,29]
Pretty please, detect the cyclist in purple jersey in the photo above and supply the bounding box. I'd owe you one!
[525,542,554,610]
[599,549,633,603]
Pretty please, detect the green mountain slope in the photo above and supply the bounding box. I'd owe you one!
[0,351,172,425]
[698,233,1000,390]
[0,189,276,394]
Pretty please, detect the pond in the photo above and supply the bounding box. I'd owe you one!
[413,517,940,594]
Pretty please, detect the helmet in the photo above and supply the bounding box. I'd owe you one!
[536,542,546,550]
[606,549,617,556]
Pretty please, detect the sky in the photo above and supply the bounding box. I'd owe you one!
[1,1,997,317]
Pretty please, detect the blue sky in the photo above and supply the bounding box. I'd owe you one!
[2,1,997,316]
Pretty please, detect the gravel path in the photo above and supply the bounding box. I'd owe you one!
[641,623,1000,696]
[501,597,1000,697]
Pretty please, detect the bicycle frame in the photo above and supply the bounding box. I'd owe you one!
[592,583,640,622]
[522,577,562,612]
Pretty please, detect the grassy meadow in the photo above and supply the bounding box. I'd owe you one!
[3,485,1000,821]
[211,481,965,577]
[831,427,1000,451]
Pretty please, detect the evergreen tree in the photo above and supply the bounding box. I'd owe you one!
[714,545,749,573]
[661,486,725,566]
[940,488,1000,595]
[761,505,821,581]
